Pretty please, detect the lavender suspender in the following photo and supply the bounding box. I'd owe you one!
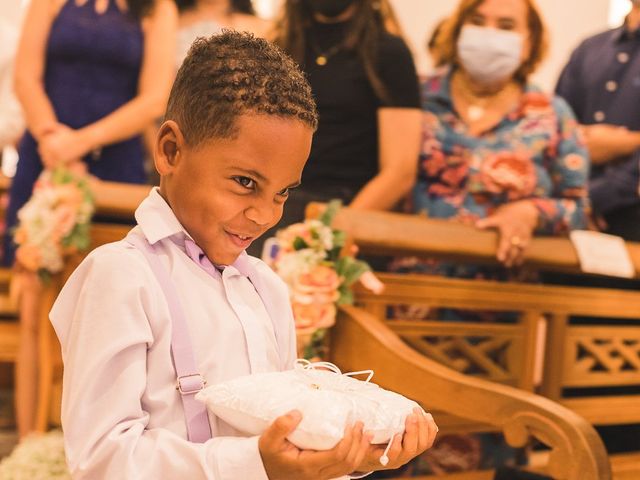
[128,234,212,443]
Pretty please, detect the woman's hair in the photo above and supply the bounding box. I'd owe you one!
[174,0,256,14]
[274,0,404,104]
[432,0,548,82]
[426,19,447,67]
[127,0,156,18]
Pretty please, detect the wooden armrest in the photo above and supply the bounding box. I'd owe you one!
[305,203,640,277]
[331,305,611,480]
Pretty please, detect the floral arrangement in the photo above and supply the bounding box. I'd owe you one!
[267,200,383,359]
[0,430,70,480]
[13,168,94,280]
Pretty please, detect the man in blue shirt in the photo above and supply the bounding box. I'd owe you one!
[556,0,640,241]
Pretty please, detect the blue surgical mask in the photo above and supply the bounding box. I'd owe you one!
[457,25,523,86]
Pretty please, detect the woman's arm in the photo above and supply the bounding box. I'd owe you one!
[529,97,590,234]
[39,0,178,166]
[13,0,59,141]
[476,97,590,266]
[349,34,421,210]
[349,108,421,210]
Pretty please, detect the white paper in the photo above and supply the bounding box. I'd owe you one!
[569,230,635,278]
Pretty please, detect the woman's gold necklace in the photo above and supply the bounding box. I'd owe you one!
[309,37,345,66]
[453,75,519,123]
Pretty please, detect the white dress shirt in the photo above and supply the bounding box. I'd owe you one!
[50,188,297,479]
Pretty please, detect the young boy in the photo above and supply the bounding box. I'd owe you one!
[50,32,436,479]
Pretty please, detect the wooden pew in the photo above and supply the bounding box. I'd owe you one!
[20,189,613,480]
[318,205,640,479]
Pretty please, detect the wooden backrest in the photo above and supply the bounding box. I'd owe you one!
[29,187,615,479]
[330,305,611,480]
[313,205,640,432]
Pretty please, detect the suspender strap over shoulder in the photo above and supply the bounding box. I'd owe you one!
[127,234,212,443]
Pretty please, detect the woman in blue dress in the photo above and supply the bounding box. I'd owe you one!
[9,0,177,437]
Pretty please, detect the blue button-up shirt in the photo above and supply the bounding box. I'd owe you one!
[555,25,640,215]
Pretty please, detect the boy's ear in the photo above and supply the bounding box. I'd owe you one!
[155,120,186,175]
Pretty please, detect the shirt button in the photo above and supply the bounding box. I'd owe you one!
[606,80,618,92]
[617,52,630,63]
[594,111,606,122]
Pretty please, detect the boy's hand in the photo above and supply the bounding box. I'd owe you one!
[259,410,372,480]
[356,408,438,473]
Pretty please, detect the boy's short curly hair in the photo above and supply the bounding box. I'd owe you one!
[165,31,318,147]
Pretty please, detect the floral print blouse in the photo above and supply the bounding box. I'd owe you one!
[413,69,590,235]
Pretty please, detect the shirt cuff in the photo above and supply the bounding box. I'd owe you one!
[214,435,269,480]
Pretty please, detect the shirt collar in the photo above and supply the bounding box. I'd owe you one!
[135,187,186,245]
[134,187,258,277]
[613,22,640,43]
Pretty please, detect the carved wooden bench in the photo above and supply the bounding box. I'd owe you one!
[9,191,617,480]
[320,206,640,479]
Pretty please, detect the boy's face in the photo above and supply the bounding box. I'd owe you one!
[156,114,313,265]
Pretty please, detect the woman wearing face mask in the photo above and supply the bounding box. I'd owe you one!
[249,0,421,257]
[409,0,589,268]
[388,0,590,474]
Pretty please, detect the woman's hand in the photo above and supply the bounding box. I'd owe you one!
[259,410,372,480]
[355,408,438,473]
[475,200,539,267]
[38,123,91,169]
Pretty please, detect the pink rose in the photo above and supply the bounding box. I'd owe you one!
[564,153,585,171]
[51,204,78,241]
[422,150,447,177]
[294,265,341,293]
[292,301,337,330]
[15,244,43,272]
[478,151,536,200]
[277,222,313,252]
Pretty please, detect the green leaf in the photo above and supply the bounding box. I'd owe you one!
[38,269,52,284]
[337,284,354,305]
[292,236,308,250]
[335,257,371,286]
[302,329,328,360]
[319,199,342,226]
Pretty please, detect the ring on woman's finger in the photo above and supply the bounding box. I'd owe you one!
[509,235,523,248]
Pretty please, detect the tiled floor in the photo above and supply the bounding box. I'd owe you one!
[0,388,17,459]
[0,429,17,459]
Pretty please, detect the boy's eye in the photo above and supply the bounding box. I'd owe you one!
[277,187,290,197]
[233,176,256,189]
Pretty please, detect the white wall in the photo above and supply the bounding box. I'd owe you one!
[1,1,24,24]
[390,0,613,91]
[0,0,625,91]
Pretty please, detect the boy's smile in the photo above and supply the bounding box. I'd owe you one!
[156,114,313,265]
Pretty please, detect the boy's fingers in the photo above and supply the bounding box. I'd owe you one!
[401,414,419,455]
[321,424,364,478]
[416,410,429,451]
[353,432,373,471]
[261,410,302,449]
[308,423,356,472]
[344,423,365,465]
[426,414,439,449]
[383,432,404,466]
